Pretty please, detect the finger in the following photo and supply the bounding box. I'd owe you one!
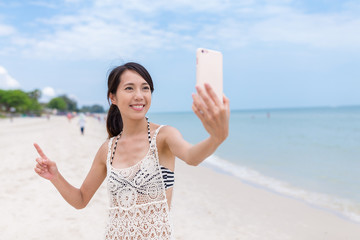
[34,166,44,175]
[222,94,230,114]
[222,94,230,107]
[192,103,205,122]
[222,93,230,105]
[204,83,222,107]
[35,162,45,171]
[36,157,46,166]
[34,143,48,159]
[196,85,215,111]
[192,93,209,116]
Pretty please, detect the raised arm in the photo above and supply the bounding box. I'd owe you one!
[164,83,230,166]
[34,141,108,209]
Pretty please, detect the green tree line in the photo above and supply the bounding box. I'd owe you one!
[0,89,105,116]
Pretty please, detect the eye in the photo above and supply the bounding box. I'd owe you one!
[143,86,150,91]
[125,86,133,91]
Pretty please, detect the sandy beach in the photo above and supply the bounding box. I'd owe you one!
[1,116,360,240]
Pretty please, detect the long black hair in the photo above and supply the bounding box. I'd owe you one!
[106,62,154,138]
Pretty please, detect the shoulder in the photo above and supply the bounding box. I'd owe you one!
[153,125,181,157]
[94,138,112,163]
[156,125,183,143]
[100,138,111,151]
[159,125,180,135]
[149,123,180,136]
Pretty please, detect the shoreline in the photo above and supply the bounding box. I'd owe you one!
[172,160,360,239]
[1,116,360,239]
[202,156,360,225]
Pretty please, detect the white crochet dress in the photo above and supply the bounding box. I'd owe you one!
[104,126,173,239]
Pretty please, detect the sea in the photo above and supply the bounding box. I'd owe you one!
[148,106,360,223]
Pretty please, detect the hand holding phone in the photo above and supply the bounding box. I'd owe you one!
[193,48,230,145]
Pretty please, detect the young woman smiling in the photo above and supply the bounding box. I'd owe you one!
[34,62,230,240]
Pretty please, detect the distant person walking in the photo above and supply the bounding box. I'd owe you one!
[78,113,86,135]
[67,112,72,122]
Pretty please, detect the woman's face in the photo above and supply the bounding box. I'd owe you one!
[110,70,152,120]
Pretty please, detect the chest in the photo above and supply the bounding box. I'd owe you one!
[112,142,150,168]
[111,138,151,169]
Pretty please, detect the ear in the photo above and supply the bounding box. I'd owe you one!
[109,93,117,105]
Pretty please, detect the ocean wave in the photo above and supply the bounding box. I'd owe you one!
[204,155,360,223]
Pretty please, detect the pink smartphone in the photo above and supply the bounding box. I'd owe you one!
[196,48,223,101]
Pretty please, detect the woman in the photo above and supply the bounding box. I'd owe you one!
[34,62,230,239]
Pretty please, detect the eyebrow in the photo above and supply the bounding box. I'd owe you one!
[123,82,149,86]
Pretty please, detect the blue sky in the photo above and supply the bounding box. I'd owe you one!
[0,0,360,112]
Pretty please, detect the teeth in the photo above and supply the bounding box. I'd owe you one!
[132,105,144,109]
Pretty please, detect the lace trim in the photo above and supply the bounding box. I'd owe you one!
[105,125,172,239]
[108,198,167,210]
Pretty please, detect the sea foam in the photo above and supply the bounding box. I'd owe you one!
[204,155,360,224]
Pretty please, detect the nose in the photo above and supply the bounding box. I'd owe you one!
[134,89,144,100]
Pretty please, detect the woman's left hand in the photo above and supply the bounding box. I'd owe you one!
[192,83,230,145]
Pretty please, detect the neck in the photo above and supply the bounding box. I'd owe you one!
[121,117,148,137]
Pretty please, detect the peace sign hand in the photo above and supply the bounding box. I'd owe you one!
[192,83,230,145]
[34,143,59,181]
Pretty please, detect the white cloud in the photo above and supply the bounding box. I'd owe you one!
[39,86,56,103]
[18,7,190,60]
[0,24,15,36]
[0,66,21,89]
[192,3,360,51]
[2,0,360,60]
[40,87,78,103]
[64,0,81,3]
[249,12,360,49]
[29,1,59,8]
[3,1,241,60]
[68,94,78,101]
[93,0,235,12]
[42,86,56,97]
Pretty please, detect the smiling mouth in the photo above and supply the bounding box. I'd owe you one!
[130,104,145,111]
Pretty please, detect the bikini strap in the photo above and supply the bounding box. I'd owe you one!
[110,134,121,165]
[150,125,165,148]
[106,137,114,166]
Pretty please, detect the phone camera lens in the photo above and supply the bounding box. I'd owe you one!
[201,49,204,53]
